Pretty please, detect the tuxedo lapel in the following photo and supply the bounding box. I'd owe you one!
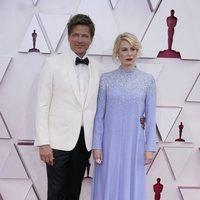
[63,54,82,105]
[84,61,97,108]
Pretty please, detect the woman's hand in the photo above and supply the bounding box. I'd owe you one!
[144,151,155,165]
[93,149,103,164]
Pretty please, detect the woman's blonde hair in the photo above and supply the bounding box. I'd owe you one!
[112,32,142,58]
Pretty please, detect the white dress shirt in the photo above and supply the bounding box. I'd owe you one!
[71,51,90,108]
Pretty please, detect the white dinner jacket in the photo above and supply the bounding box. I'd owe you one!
[35,53,104,151]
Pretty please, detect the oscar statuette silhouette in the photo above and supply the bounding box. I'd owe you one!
[153,178,163,200]
[28,29,40,52]
[175,122,185,142]
[0,193,3,200]
[157,9,181,58]
[84,159,92,179]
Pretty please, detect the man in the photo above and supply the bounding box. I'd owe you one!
[35,14,104,200]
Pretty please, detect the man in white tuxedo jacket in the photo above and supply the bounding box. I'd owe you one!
[35,14,104,200]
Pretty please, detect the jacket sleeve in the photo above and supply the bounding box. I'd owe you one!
[34,59,53,146]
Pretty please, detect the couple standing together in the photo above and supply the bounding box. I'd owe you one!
[35,14,156,200]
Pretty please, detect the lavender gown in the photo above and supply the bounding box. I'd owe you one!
[91,66,156,200]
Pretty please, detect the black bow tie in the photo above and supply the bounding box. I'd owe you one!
[75,57,89,65]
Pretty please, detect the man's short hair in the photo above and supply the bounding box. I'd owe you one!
[67,14,95,38]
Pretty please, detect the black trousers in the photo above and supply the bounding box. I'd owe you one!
[46,127,91,200]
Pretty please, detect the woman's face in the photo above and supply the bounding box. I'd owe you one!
[117,40,137,67]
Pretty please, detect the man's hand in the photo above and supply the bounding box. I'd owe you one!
[92,149,103,164]
[144,151,155,165]
[39,144,54,166]
[140,116,145,129]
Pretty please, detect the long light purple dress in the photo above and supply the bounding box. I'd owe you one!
[91,66,156,200]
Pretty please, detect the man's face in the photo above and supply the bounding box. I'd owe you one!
[68,25,93,58]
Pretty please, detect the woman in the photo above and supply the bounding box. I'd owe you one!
[91,32,157,200]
